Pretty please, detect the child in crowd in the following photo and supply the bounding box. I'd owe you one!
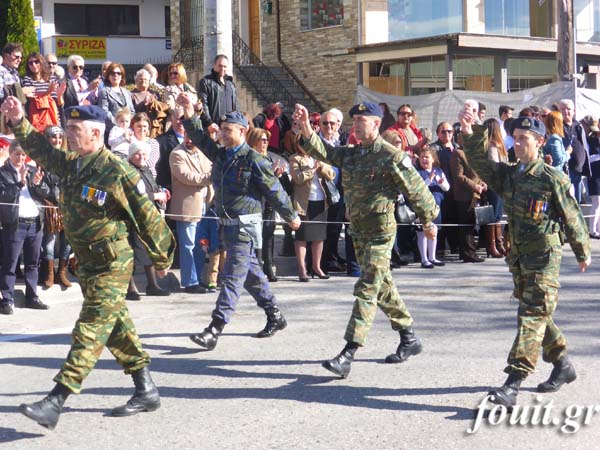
[197,204,226,293]
[108,107,133,159]
[416,146,450,268]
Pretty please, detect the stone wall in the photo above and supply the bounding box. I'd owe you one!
[261,0,359,116]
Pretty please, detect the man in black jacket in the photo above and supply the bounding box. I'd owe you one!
[0,141,51,315]
[197,54,238,126]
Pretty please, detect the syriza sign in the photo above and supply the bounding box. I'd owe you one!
[55,37,107,59]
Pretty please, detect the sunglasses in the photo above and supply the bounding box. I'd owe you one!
[260,138,269,142]
[11,54,22,60]
[399,111,413,116]
[47,61,57,66]
[111,71,122,75]
[72,65,84,70]
[321,121,336,126]
[440,130,453,134]
[169,71,179,76]
[28,60,40,65]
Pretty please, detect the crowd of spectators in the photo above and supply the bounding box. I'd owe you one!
[1,39,599,315]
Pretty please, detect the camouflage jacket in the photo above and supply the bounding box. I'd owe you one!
[462,125,590,260]
[300,132,438,235]
[183,116,297,223]
[11,119,175,271]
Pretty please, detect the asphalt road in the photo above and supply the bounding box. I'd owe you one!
[1,238,599,450]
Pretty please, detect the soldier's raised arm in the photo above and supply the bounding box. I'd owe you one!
[294,103,344,168]
[178,93,220,162]
[2,96,71,178]
[460,105,509,195]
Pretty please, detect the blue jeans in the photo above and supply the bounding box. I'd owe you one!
[42,230,71,261]
[1,220,43,303]
[175,221,204,288]
[570,171,583,204]
[212,228,277,323]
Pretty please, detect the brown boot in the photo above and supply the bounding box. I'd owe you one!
[40,260,54,289]
[486,225,502,258]
[495,224,507,256]
[56,259,72,288]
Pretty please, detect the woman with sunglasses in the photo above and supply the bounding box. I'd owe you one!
[163,63,198,110]
[22,53,65,131]
[98,62,135,125]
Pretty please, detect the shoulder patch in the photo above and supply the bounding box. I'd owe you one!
[136,180,146,195]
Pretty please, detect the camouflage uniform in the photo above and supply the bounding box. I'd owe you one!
[12,119,175,393]
[462,126,591,376]
[183,117,297,323]
[301,133,438,345]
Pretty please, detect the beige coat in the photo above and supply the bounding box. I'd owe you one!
[168,143,213,222]
[289,152,335,215]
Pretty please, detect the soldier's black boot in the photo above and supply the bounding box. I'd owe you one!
[385,326,423,363]
[537,356,577,393]
[111,367,160,417]
[189,318,225,350]
[488,372,525,408]
[19,383,72,430]
[256,306,287,338]
[322,342,358,379]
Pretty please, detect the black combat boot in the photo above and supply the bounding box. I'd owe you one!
[19,383,72,430]
[256,306,287,338]
[384,326,423,363]
[322,342,359,379]
[189,318,225,350]
[537,356,577,393]
[488,372,526,408]
[111,367,160,416]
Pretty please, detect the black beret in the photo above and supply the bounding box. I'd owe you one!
[348,102,383,118]
[65,105,107,123]
[510,116,546,136]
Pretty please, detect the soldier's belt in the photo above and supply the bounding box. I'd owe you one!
[219,217,240,226]
[513,233,561,252]
[82,235,131,265]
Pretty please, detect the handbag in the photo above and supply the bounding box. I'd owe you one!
[43,199,64,234]
[395,193,416,224]
[321,178,340,206]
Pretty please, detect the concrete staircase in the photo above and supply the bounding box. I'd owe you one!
[233,64,321,117]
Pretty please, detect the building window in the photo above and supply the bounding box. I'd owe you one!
[387,0,462,41]
[54,4,140,36]
[165,6,171,37]
[300,0,344,31]
[576,0,600,42]
[485,0,530,36]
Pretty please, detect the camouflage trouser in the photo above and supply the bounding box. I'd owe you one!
[54,252,149,393]
[505,244,566,376]
[344,231,413,346]
[212,233,276,324]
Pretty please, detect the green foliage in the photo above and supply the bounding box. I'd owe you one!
[4,0,39,62]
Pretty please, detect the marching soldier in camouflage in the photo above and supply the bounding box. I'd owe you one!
[177,94,300,351]
[293,102,439,379]
[1,98,175,430]
[460,108,591,408]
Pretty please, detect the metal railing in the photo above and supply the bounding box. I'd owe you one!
[231,31,299,113]
[173,36,204,69]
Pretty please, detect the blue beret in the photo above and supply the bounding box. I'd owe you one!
[348,102,383,118]
[510,116,546,136]
[220,111,248,128]
[65,105,107,123]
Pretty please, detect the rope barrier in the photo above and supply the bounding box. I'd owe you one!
[1,202,596,228]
